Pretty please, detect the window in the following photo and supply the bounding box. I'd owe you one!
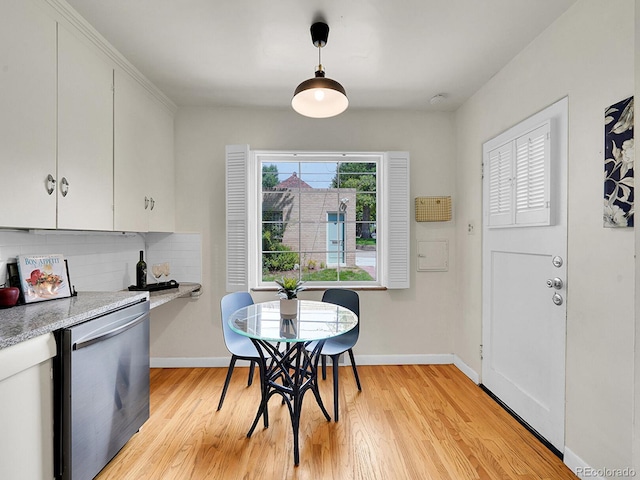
[225,146,410,291]
[261,156,377,283]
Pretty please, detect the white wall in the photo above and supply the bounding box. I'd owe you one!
[150,107,460,364]
[455,0,635,472]
[634,0,640,473]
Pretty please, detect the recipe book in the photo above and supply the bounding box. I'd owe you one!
[16,254,71,304]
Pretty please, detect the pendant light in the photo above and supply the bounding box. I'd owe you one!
[292,22,348,118]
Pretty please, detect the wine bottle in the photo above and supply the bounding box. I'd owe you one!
[136,250,147,289]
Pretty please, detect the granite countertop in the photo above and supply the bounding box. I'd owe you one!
[0,282,201,350]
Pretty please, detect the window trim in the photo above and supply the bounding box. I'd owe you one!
[254,151,382,289]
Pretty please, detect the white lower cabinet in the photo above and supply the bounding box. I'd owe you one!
[0,334,56,480]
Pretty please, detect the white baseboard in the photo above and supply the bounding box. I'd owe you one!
[563,447,610,480]
[150,355,456,368]
[353,353,454,366]
[151,353,480,388]
[150,357,243,368]
[453,355,480,384]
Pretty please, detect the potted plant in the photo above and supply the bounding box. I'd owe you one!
[276,276,305,318]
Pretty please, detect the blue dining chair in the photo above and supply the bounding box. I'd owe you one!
[217,291,261,410]
[316,288,362,421]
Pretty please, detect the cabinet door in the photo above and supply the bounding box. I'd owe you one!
[0,334,56,480]
[147,101,175,232]
[114,70,175,232]
[57,26,114,230]
[0,0,57,229]
[114,70,150,232]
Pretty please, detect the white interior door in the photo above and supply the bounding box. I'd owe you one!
[482,98,568,452]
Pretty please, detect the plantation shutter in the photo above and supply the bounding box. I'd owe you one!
[385,151,410,289]
[515,122,551,225]
[487,143,514,227]
[225,144,249,292]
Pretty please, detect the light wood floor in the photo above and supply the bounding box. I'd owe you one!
[95,365,577,480]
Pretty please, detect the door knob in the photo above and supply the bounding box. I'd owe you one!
[552,293,563,306]
[546,277,563,290]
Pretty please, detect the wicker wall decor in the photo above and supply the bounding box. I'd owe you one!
[415,196,452,222]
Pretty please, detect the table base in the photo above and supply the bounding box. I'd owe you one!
[247,339,331,465]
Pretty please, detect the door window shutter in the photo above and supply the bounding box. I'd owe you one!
[515,122,551,225]
[487,122,551,228]
[487,143,514,227]
[225,144,249,292]
[385,152,410,289]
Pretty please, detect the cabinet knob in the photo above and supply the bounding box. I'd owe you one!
[46,174,56,195]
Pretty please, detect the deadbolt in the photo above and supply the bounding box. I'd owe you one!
[546,277,563,290]
[552,256,563,268]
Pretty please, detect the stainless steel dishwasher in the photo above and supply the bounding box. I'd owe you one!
[56,299,150,480]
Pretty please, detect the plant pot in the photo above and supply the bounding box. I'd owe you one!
[279,317,297,339]
[280,298,298,319]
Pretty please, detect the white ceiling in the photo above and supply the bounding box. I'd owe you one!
[65,0,577,112]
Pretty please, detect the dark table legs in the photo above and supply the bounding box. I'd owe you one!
[246,339,331,465]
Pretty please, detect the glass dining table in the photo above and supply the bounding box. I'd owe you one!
[228,299,358,466]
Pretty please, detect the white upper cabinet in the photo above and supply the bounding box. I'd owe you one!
[146,98,175,233]
[114,70,175,232]
[57,25,114,231]
[113,70,148,232]
[0,0,175,232]
[0,0,57,229]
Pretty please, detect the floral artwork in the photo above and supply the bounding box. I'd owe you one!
[604,96,634,227]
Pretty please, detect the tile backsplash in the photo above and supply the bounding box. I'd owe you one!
[145,232,202,285]
[0,230,201,292]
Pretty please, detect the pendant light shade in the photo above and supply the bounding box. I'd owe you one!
[292,22,348,118]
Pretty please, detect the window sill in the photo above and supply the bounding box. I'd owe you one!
[251,285,388,292]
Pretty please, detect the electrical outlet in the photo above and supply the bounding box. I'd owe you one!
[467,222,475,235]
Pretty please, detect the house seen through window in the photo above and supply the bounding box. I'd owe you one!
[260,158,378,284]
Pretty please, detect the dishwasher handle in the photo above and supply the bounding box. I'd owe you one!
[73,312,148,350]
